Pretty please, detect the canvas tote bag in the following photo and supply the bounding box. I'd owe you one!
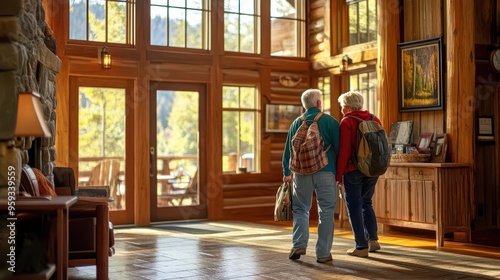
[274,182,293,221]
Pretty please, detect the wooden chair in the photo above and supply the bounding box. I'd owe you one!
[159,170,198,206]
[53,166,114,280]
[86,159,122,208]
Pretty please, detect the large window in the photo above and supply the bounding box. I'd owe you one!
[69,0,135,44]
[349,71,378,115]
[348,0,377,45]
[224,0,260,53]
[271,0,305,57]
[222,86,260,173]
[317,76,331,115]
[150,0,210,49]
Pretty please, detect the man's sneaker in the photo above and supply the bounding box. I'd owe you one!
[346,248,368,258]
[369,240,381,252]
[316,254,333,263]
[289,248,306,259]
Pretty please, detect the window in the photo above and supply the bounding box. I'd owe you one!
[271,0,305,57]
[78,87,126,210]
[224,0,260,53]
[222,86,260,173]
[317,76,331,115]
[150,0,211,49]
[70,0,135,44]
[349,71,378,115]
[347,0,377,45]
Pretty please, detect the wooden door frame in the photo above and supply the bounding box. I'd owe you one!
[69,76,135,225]
[149,81,208,222]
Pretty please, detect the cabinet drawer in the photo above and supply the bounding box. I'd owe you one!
[409,168,435,181]
[383,167,408,180]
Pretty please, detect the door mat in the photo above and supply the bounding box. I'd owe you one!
[153,222,241,235]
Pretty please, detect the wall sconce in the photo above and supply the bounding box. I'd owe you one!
[14,92,51,137]
[101,47,112,69]
[341,55,350,72]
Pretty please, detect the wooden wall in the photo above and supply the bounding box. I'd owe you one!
[42,0,499,227]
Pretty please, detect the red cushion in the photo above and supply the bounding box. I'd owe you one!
[33,168,57,197]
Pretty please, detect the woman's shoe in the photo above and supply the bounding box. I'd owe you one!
[369,240,381,252]
[346,248,368,257]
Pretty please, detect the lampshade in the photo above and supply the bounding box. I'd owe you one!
[101,47,112,69]
[14,92,51,137]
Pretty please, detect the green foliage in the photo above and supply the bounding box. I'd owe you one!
[78,87,126,170]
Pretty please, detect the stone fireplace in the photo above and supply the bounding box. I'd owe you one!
[0,0,60,196]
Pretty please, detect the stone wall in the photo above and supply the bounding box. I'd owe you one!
[0,0,60,196]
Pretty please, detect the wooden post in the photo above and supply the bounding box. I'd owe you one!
[377,0,401,130]
[445,0,475,164]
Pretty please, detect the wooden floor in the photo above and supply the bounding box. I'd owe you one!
[68,219,500,279]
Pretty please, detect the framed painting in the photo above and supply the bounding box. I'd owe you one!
[398,37,444,112]
[265,104,303,133]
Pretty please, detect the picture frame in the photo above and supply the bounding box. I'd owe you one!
[417,133,434,153]
[265,104,303,133]
[432,133,448,163]
[388,120,414,145]
[477,116,494,141]
[398,37,444,112]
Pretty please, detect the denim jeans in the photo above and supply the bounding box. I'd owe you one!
[343,169,379,249]
[292,171,337,258]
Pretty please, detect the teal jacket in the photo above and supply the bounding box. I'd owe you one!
[282,107,340,176]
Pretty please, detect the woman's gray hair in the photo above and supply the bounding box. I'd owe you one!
[301,89,322,109]
[338,90,364,110]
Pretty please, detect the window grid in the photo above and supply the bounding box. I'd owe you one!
[224,0,260,53]
[222,85,260,173]
[150,0,210,49]
[348,71,378,115]
[270,0,305,57]
[317,76,331,115]
[69,0,135,44]
[348,0,377,46]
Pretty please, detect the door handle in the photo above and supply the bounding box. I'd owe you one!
[150,146,155,177]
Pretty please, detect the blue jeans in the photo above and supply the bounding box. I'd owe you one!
[292,171,337,258]
[343,169,379,249]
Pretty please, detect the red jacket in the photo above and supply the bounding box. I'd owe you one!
[335,110,382,182]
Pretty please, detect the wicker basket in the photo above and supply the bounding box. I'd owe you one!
[391,153,431,163]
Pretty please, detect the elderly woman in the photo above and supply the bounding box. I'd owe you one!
[336,90,382,258]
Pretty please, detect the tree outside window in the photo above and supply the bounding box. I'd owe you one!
[222,86,260,173]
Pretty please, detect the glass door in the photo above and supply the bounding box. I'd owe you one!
[73,77,135,225]
[150,82,207,221]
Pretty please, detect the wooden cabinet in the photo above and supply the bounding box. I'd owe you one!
[374,163,471,247]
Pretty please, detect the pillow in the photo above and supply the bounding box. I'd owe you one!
[33,168,57,197]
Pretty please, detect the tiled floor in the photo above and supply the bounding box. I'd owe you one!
[68,221,500,279]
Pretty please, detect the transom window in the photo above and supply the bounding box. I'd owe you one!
[349,71,378,115]
[347,0,377,45]
[271,0,305,57]
[150,0,211,49]
[224,0,260,53]
[222,86,260,173]
[69,0,135,44]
